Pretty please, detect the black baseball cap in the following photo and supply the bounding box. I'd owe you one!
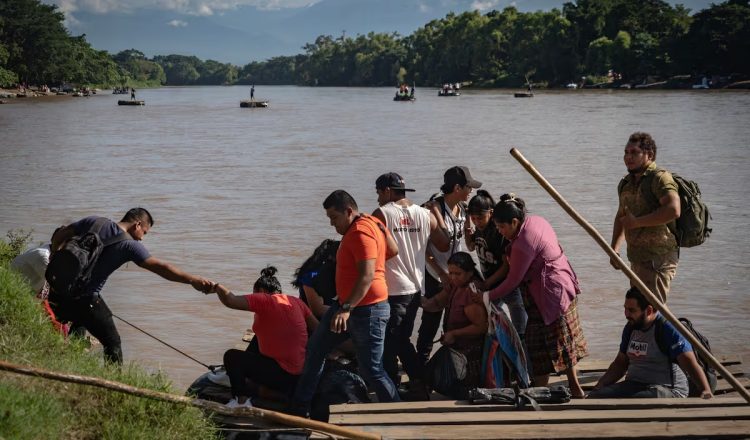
[375,172,416,192]
[443,166,482,189]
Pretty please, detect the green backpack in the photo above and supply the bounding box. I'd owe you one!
[618,169,712,248]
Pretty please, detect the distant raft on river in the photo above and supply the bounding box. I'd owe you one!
[118,100,145,106]
[240,100,269,108]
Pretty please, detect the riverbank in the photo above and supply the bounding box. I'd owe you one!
[0,246,219,439]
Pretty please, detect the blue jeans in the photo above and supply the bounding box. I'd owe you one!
[293,300,399,407]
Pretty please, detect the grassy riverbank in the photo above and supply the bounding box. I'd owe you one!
[0,240,219,439]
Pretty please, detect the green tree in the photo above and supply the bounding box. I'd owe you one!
[676,0,750,75]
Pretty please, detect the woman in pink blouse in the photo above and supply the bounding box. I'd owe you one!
[485,194,588,397]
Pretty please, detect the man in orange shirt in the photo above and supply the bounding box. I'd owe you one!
[292,190,400,417]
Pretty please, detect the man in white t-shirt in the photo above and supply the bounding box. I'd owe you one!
[373,172,449,399]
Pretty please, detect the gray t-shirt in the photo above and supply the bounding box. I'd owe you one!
[72,216,151,297]
[620,316,690,395]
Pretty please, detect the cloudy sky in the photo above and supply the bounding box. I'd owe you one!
[43,0,716,64]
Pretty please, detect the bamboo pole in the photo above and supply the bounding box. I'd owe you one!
[0,359,381,440]
[509,147,750,403]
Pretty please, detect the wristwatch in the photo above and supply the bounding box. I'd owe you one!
[340,303,352,312]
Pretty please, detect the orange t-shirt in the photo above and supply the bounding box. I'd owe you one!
[336,215,389,306]
[245,293,312,375]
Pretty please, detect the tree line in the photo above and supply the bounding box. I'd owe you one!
[1,0,748,89]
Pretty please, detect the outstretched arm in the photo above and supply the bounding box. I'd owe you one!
[208,283,251,311]
[591,352,629,391]
[137,256,213,292]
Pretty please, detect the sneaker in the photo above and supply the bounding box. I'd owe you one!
[225,397,253,409]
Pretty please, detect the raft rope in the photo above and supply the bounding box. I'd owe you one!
[112,313,220,372]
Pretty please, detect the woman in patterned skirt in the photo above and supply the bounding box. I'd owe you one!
[485,194,588,398]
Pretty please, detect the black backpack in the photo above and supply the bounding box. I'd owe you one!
[653,316,718,397]
[618,169,711,248]
[45,218,131,300]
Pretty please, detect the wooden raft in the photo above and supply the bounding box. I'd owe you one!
[325,356,750,439]
[118,100,145,106]
[240,100,269,108]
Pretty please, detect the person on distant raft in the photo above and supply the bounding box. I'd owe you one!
[250,84,255,101]
[130,87,136,101]
[206,266,319,409]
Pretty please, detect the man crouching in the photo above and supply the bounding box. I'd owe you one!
[589,287,712,399]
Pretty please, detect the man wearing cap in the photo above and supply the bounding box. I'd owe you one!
[373,172,449,399]
[417,166,483,366]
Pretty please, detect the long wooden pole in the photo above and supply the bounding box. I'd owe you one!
[509,147,750,403]
[0,359,381,440]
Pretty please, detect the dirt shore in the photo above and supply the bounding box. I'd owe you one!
[0,88,107,104]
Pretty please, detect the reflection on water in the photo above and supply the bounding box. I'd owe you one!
[1,87,749,390]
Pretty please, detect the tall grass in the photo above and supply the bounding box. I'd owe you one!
[0,236,220,439]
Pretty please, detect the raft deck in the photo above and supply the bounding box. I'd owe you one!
[240,100,269,108]
[323,355,750,439]
[118,100,145,106]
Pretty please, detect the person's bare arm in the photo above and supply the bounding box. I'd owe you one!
[429,211,450,252]
[137,256,212,292]
[305,312,319,336]
[303,285,329,318]
[210,283,250,311]
[331,258,375,333]
[591,352,629,391]
[677,351,713,399]
[442,302,488,345]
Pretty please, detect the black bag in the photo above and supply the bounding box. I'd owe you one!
[654,316,718,397]
[425,345,468,398]
[468,386,571,408]
[45,218,131,299]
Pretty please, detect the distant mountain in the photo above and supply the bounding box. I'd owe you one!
[64,0,715,65]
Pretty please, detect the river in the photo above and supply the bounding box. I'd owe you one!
[1,86,748,391]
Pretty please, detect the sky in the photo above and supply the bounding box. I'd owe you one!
[44,0,718,65]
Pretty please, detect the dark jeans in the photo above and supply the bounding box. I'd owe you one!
[383,292,423,385]
[223,345,298,397]
[416,273,443,367]
[49,292,122,364]
[588,380,686,398]
[292,301,399,409]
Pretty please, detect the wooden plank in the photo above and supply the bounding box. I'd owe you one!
[331,406,750,426]
[547,374,750,393]
[564,362,745,379]
[330,397,749,415]
[343,420,750,439]
[576,355,742,372]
